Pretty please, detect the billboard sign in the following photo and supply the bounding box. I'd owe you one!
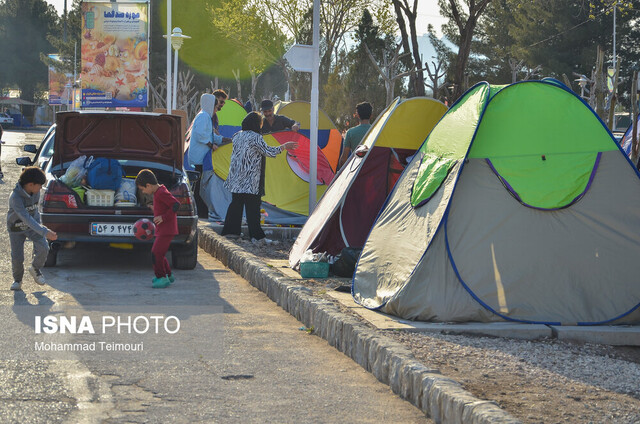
[81,2,149,108]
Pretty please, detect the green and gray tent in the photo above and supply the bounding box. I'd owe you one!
[352,80,640,325]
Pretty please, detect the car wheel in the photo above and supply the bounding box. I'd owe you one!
[172,233,198,270]
[44,246,58,267]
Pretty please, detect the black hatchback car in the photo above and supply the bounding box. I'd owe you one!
[38,111,198,268]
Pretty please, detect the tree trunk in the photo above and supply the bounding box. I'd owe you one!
[407,9,425,96]
[231,69,242,102]
[392,0,418,96]
[606,59,621,130]
[446,0,491,101]
[452,25,474,100]
[249,68,262,111]
[595,46,606,122]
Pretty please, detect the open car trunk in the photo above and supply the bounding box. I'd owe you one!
[50,163,187,211]
[53,111,184,170]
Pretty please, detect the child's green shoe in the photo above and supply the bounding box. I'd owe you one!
[167,274,175,284]
[152,276,171,288]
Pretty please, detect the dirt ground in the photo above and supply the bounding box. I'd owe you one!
[229,235,640,423]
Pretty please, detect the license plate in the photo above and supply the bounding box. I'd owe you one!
[90,222,134,236]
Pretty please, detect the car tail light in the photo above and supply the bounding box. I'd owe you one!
[43,181,79,209]
[170,183,194,214]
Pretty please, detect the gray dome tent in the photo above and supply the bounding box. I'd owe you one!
[352,80,640,325]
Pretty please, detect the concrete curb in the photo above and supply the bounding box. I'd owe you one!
[199,226,521,424]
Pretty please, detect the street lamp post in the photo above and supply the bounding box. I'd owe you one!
[170,28,190,111]
[163,28,190,112]
[282,0,321,214]
[575,75,588,98]
[166,0,172,113]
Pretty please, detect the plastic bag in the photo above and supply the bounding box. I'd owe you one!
[301,249,315,263]
[60,155,91,188]
[331,247,363,278]
[115,178,137,205]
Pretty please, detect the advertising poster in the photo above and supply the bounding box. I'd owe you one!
[48,54,73,105]
[81,1,149,108]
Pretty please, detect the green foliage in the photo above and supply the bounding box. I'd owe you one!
[472,0,516,83]
[509,2,599,78]
[43,0,82,76]
[160,0,246,80]
[211,0,288,76]
[436,0,492,100]
[473,0,638,107]
[323,9,398,130]
[322,53,351,129]
[369,0,396,36]
[589,0,634,19]
[0,0,58,101]
[345,9,390,112]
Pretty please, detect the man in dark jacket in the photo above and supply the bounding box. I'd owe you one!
[260,99,300,134]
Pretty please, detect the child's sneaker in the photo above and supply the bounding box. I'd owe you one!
[167,274,175,284]
[152,276,170,288]
[10,281,22,291]
[28,267,46,285]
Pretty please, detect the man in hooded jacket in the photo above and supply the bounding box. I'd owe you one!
[189,93,223,218]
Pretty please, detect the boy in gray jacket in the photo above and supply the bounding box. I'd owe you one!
[7,167,57,290]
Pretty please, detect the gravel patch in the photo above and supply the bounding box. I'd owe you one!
[224,235,640,423]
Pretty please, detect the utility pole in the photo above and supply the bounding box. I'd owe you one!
[309,0,319,214]
[282,0,320,214]
[63,0,67,42]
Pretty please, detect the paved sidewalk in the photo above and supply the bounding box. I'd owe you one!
[199,226,521,424]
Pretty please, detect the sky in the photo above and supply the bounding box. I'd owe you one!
[45,0,447,36]
[416,0,448,36]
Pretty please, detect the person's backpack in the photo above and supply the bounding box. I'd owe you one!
[87,158,124,191]
[331,247,363,278]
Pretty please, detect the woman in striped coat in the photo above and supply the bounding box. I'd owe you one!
[222,112,297,241]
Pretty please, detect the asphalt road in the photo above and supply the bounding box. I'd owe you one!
[0,129,430,423]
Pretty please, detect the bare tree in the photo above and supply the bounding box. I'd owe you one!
[522,65,542,81]
[392,0,425,96]
[364,43,426,106]
[231,69,242,102]
[148,71,199,122]
[509,59,542,82]
[176,70,199,122]
[606,59,621,130]
[249,66,262,110]
[425,59,447,99]
[508,58,524,83]
[148,77,166,111]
